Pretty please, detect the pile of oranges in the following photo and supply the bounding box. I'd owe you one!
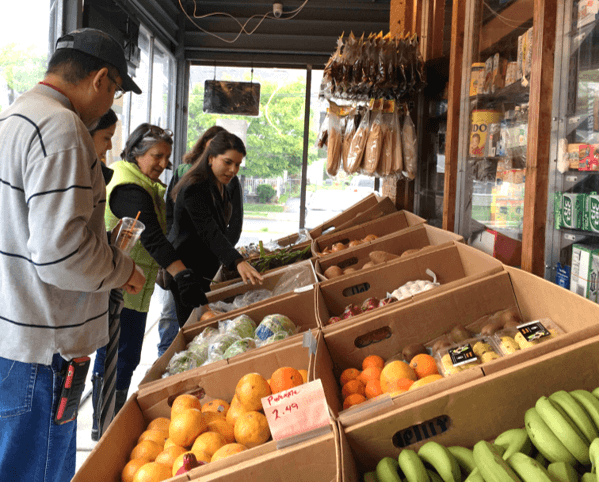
[339,354,443,410]
[122,367,308,482]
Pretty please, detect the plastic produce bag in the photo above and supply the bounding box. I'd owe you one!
[342,112,358,172]
[401,109,418,180]
[257,331,291,347]
[205,333,241,364]
[389,269,440,301]
[254,314,297,341]
[232,289,273,310]
[223,338,257,359]
[363,102,384,174]
[272,262,314,296]
[220,314,256,339]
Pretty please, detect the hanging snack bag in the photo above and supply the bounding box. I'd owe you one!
[326,103,343,176]
[402,107,418,180]
[363,99,384,174]
[391,103,404,175]
[346,108,371,173]
[342,109,358,172]
[316,110,329,149]
[377,100,396,177]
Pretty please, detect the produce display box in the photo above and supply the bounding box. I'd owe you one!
[75,340,318,482]
[317,241,504,331]
[330,196,398,233]
[188,259,318,327]
[308,193,381,239]
[314,223,464,281]
[314,265,599,422]
[139,286,326,390]
[338,333,599,479]
[311,210,426,257]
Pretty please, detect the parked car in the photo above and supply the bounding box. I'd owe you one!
[349,175,376,193]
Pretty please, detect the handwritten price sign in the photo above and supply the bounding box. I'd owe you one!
[261,379,331,441]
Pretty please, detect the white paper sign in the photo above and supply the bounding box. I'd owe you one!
[261,379,330,441]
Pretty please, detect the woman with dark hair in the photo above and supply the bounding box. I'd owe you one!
[169,130,263,326]
[91,123,207,438]
[90,108,118,184]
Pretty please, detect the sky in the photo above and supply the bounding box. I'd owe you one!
[1,1,50,51]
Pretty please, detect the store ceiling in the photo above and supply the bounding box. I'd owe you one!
[123,0,391,68]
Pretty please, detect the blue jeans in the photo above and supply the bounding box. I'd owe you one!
[154,286,179,357]
[94,307,147,392]
[0,354,77,482]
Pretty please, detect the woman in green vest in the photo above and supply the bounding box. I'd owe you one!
[92,123,207,426]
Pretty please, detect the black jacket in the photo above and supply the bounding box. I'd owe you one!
[168,178,243,290]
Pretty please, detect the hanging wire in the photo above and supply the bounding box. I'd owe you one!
[483,1,531,30]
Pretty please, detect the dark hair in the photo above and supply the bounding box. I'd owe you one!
[46,49,120,85]
[90,109,118,136]
[172,131,246,201]
[182,126,227,165]
[121,123,174,165]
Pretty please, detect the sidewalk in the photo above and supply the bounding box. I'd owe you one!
[75,294,163,472]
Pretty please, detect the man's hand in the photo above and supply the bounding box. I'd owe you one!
[122,264,145,294]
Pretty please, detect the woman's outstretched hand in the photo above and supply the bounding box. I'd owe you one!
[237,261,264,285]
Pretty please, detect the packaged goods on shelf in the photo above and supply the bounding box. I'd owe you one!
[469,62,485,96]
[435,335,503,376]
[570,243,599,302]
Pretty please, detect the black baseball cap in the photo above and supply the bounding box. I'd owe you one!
[55,28,142,95]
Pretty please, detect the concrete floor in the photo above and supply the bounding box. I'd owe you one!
[75,293,163,473]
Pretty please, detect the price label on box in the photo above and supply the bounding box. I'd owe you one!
[261,379,331,442]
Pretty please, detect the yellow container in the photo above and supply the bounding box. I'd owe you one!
[469,63,486,96]
[470,109,502,158]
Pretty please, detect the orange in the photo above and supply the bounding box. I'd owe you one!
[385,378,415,394]
[409,354,439,379]
[380,361,417,393]
[121,458,151,482]
[154,445,187,468]
[226,395,248,428]
[170,394,202,418]
[169,408,207,448]
[362,355,385,371]
[130,440,163,462]
[208,418,236,444]
[339,368,361,386]
[408,374,443,390]
[211,443,248,463]
[203,411,226,424]
[341,379,365,399]
[132,461,172,482]
[343,393,367,410]
[201,399,230,417]
[172,451,209,477]
[146,417,170,433]
[137,429,168,447]
[163,438,184,450]
[358,366,382,385]
[235,373,272,411]
[364,380,383,399]
[233,411,271,448]
[270,367,304,393]
[299,369,308,384]
[191,431,227,457]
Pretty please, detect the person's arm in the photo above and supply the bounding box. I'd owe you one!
[25,119,133,291]
[165,172,178,236]
[225,176,243,246]
[110,184,180,270]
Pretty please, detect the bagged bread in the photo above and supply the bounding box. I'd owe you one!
[326,110,342,177]
[402,108,417,180]
[346,108,370,174]
[363,103,384,174]
[377,100,396,176]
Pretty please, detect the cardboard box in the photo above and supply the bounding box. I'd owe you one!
[314,224,464,281]
[570,243,599,301]
[312,210,426,257]
[308,193,380,239]
[331,196,397,233]
[339,334,599,477]
[317,242,503,330]
[140,286,327,390]
[315,265,599,421]
[190,260,318,327]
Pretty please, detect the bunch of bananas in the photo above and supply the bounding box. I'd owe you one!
[367,386,599,481]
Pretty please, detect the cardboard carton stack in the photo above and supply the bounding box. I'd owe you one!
[73,195,599,482]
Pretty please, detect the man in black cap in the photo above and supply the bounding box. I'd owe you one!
[0,28,145,482]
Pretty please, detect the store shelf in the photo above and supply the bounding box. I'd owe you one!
[558,227,599,239]
[566,113,591,136]
[568,18,598,56]
[469,81,530,105]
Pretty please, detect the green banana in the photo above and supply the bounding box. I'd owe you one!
[589,438,599,476]
[464,469,485,482]
[550,390,599,444]
[507,452,560,482]
[494,428,533,460]
[472,440,521,482]
[592,387,599,400]
[426,471,443,482]
[535,451,549,467]
[581,474,596,482]
[417,441,461,482]
[398,449,431,482]
[571,390,599,432]
[364,472,380,482]
[535,396,591,465]
[377,457,402,482]
[447,446,477,475]
[547,461,579,482]
[524,407,577,465]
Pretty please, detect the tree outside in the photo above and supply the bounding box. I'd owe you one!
[0,44,48,111]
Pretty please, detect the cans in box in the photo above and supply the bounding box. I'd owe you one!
[434,335,502,377]
[492,318,564,355]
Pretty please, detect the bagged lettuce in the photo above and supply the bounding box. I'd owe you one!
[255,314,297,341]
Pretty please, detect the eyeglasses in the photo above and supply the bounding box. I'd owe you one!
[107,73,125,99]
[129,125,174,150]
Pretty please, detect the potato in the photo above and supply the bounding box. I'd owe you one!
[324,266,344,279]
[348,240,363,248]
[363,234,379,242]
[331,242,347,253]
[343,267,357,274]
[401,248,421,258]
[369,251,400,265]
[362,262,375,270]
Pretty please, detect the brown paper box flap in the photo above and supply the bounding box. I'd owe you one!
[309,193,380,239]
